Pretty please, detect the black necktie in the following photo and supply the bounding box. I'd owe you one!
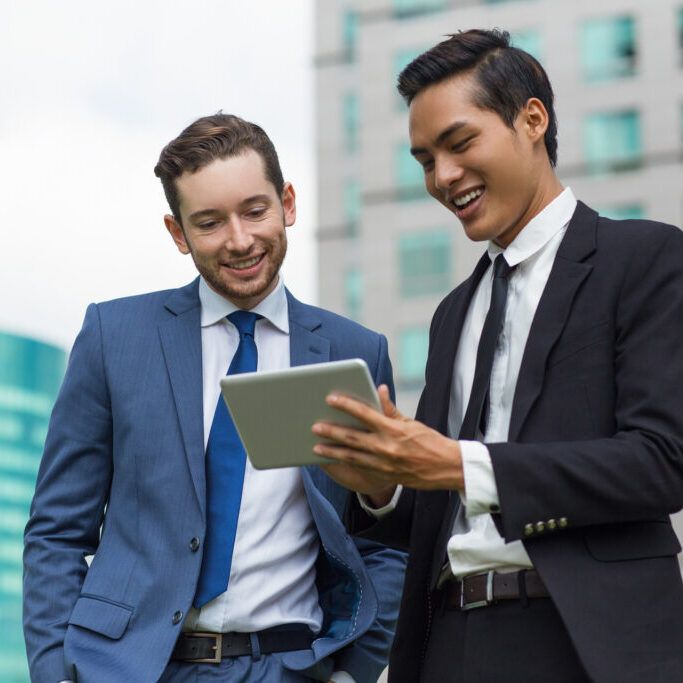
[430,254,515,587]
[459,253,515,439]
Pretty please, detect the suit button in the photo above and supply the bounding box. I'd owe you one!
[172,610,183,625]
[189,537,200,552]
[535,521,545,534]
[524,523,534,537]
[547,519,557,531]
[558,517,568,529]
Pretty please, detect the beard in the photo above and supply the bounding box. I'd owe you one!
[194,229,287,308]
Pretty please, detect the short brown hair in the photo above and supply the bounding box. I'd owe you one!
[154,113,285,221]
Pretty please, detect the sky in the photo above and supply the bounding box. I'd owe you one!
[0,1,315,350]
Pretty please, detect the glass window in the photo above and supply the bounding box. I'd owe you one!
[398,327,429,384]
[0,332,66,683]
[394,47,426,108]
[394,48,424,76]
[511,30,541,61]
[580,16,636,82]
[584,110,641,173]
[343,9,358,56]
[399,230,451,297]
[597,204,644,220]
[393,0,445,19]
[345,269,362,321]
[343,92,359,153]
[395,142,425,200]
[343,179,361,235]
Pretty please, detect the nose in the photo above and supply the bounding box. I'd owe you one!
[433,156,465,195]
[224,217,254,253]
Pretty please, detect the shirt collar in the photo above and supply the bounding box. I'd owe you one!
[199,275,289,334]
[488,187,577,267]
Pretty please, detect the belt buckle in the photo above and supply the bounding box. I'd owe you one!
[189,632,223,663]
[460,570,494,611]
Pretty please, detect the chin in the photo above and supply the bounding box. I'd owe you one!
[462,223,495,243]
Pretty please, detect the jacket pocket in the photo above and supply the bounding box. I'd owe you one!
[584,520,681,562]
[548,321,611,369]
[68,594,133,640]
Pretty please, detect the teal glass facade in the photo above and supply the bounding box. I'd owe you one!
[343,92,359,152]
[393,0,445,19]
[344,178,361,235]
[584,110,641,173]
[344,268,363,321]
[0,332,66,682]
[395,141,426,200]
[598,204,644,220]
[580,16,636,82]
[394,46,426,108]
[398,326,429,386]
[511,29,541,60]
[343,8,358,56]
[399,230,452,297]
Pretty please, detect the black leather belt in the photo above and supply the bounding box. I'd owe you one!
[172,625,314,664]
[443,569,549,610]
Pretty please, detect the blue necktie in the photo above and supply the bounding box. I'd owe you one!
[193,310,261,608]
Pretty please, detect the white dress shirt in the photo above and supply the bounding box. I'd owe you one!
[363,188,577,582]
[183,276,325,633]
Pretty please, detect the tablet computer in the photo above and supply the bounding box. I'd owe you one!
[219,358,380,469]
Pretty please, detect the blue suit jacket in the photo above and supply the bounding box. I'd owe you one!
[24,281,406,683]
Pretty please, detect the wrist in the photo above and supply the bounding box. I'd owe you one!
[448,438,465,491]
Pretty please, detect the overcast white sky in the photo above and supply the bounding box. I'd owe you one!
[1,1,315,350]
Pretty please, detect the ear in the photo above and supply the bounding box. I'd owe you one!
[164,214,191,255]
[521,97,549,144]
[281,182,297,228]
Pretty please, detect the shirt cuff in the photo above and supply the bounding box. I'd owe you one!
[460,440,500,517]
[330,671,356,683]
[357,485,403,518]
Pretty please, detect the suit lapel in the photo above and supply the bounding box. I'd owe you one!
[158,280,206,515]
[427,252,491,433]
[286,289,331,368]
[508,201,597,441]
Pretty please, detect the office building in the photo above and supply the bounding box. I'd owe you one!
[0,332,66,682]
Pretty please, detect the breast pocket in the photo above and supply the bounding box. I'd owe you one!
[68,594,133,640]
[548,321,612,369]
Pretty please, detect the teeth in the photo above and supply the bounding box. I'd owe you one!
[229,256,261,270]
[453,188,483,208]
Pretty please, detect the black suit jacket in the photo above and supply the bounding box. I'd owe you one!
[348,202,683,683]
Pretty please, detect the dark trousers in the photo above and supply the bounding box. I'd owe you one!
[419,592,591,682]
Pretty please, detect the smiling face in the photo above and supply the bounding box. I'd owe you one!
[164,149,295,309]
[409,71,561,248]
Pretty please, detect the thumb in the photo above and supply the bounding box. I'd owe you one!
[378,384,404,420]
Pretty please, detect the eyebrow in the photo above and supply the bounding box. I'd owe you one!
[410,121,468,156]
[187,194,272,221]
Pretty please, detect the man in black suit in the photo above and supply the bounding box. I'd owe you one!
[312,29,683,683]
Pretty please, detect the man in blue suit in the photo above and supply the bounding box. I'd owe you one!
[23,113,406,683]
